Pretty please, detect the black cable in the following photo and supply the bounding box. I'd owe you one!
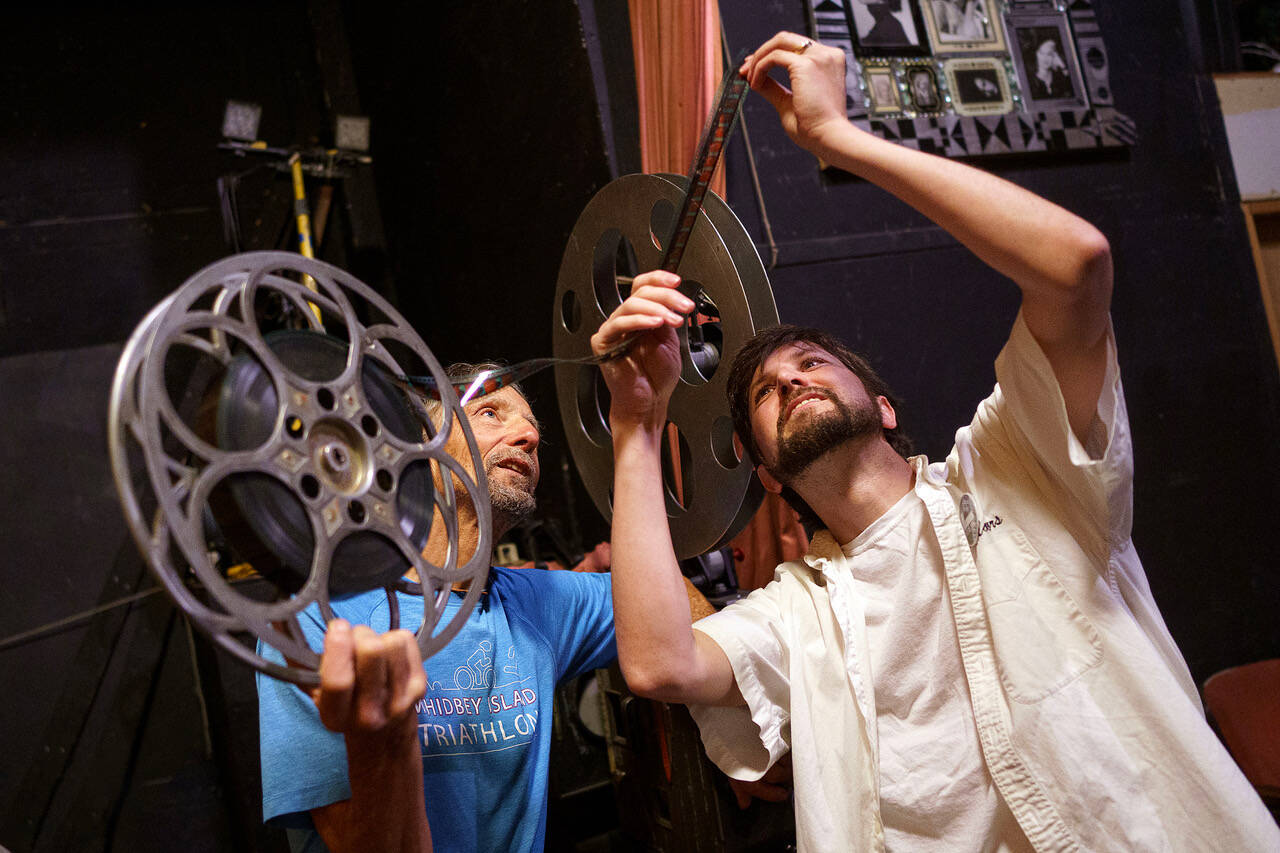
[0,586,165,652]
[721,23,779,271]
[24,541,151,849]
[102,605,179,853]
[0,574,266,653]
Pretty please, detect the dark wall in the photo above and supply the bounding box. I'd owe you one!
[717,0,1280,683]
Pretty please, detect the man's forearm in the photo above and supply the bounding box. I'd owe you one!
[808,120,1111,322]
[593,272,741,707]
[610,421,740,706]
[609,421,705,700]
[313,722,431,853]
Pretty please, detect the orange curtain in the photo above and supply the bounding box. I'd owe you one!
[628,0,725,198]
[728,493,807,591]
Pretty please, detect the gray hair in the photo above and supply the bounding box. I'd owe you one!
[420,361,525,427]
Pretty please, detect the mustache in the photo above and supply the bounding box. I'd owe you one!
[485,447,537,478]
[778,388,834,428]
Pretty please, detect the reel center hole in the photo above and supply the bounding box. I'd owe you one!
[649,198,675,251]
[322,443,349,472]
[308,419,369,495]
[575,365,612,449]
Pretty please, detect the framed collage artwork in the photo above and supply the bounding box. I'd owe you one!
[805,0,1134,157]
[945,57,1012,115]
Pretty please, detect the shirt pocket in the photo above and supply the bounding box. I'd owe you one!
[977,524,1103,703]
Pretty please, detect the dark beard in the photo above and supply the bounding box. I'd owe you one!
[770,393,881,482]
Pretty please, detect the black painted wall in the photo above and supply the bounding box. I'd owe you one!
[342,0,618,557]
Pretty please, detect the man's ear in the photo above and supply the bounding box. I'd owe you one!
[877,396,897,430]
[755,463,784,495]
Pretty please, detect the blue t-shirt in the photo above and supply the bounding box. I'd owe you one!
[257,567,616,853]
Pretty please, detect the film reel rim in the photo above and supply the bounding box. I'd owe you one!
[110,251,493,685]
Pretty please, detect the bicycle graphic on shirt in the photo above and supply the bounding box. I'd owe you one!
[449,640,495,689]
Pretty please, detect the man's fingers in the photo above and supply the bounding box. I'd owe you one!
[313,622,427,735]
[591,297,689,354]
[630,270,681,290]
[753,75,793,116]
[589,272,692,356]
[353,625,391,730]
[315,619,356,732]
[628,284,695,313]
[750,781,791,802]
[616,293,691,324]
[726,776,791,809]
[748,31,811,65]
[762,753,794,783]
[748,47,800,92]
[591,313,665,354]
[388,630,426,719]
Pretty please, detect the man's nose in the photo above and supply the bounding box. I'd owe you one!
[776,367,809,396]
[507,420,540,452]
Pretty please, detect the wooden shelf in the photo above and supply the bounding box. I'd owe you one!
[1243,199,1280,370]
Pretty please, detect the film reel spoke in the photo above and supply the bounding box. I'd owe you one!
[242,264,346,337]
[405,451,488,586]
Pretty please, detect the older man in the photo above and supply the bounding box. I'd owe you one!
[596,31,1280,853]
[256,364,617,853]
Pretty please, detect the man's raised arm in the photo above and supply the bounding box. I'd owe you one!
[591,271,742,707]
[308,621,432,853]
[743,32,1113,439]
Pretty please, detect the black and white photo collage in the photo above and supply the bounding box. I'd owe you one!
[807,0,1089,121]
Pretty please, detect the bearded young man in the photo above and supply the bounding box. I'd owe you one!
[594,31,1280,853]
[255,366,617,853]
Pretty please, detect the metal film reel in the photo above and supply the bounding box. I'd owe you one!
[108,252,491,686]
[553,174,778,559]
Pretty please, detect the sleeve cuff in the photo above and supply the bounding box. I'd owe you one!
[687,620,788,781]
[995,310,1126,469]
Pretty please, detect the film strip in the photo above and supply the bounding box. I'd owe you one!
[662,69,749,273]
[552,66,778,559]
